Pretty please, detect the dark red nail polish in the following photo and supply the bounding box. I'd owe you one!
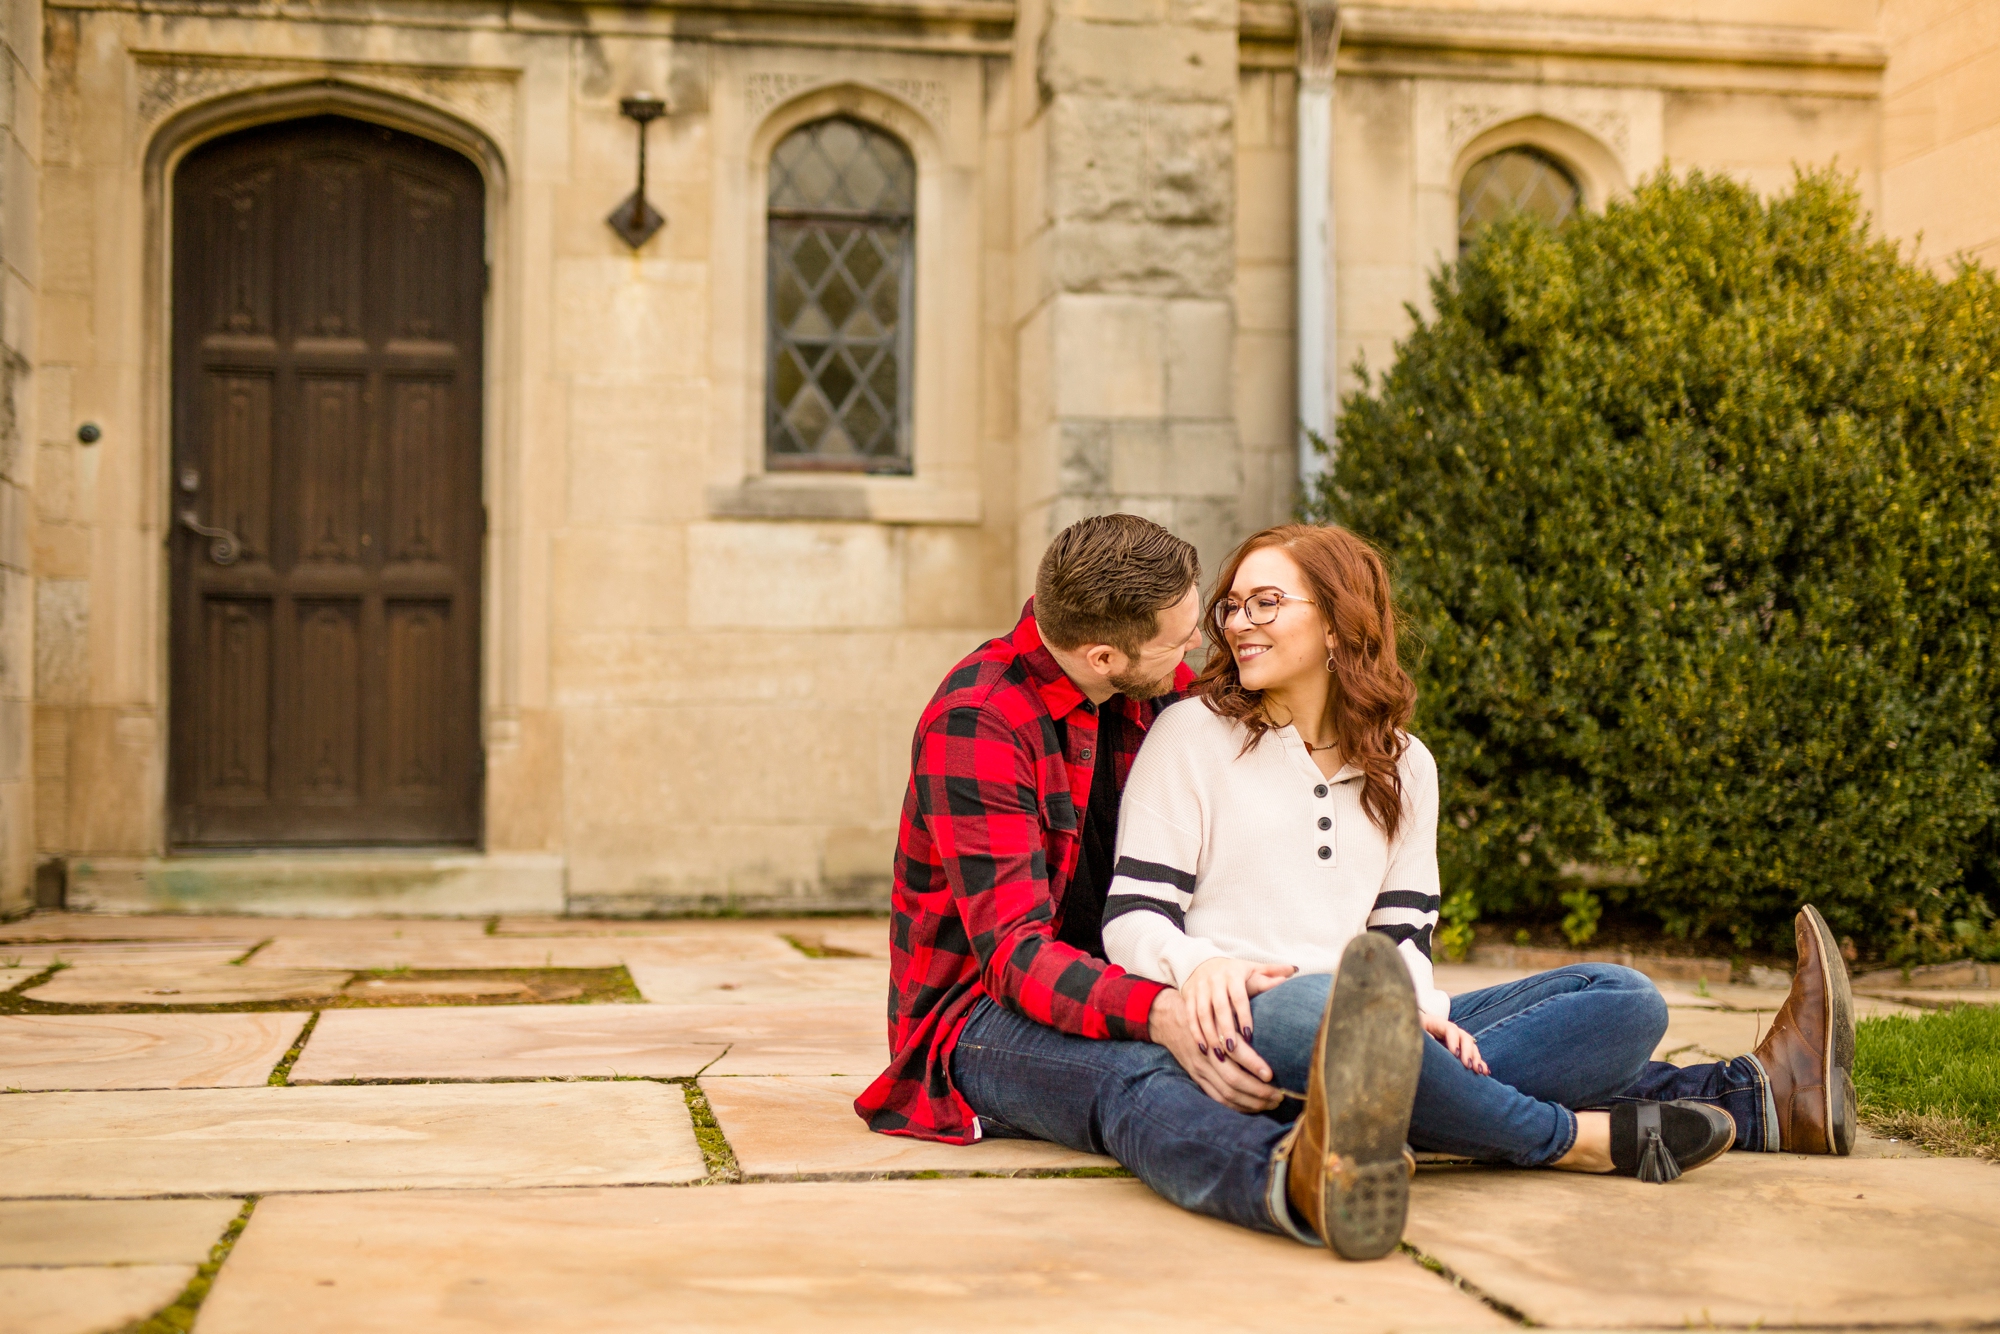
[1226,1037,1237,1052]
[1197,1043,1207,1055]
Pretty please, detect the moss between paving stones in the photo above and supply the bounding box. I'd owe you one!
[681,1081,743,1182]
[780,933,869,959]
[1855,1004,2000,1162]
[113,1197,258,1334]
[0,965,643,1016]
[267,1012,321,1086]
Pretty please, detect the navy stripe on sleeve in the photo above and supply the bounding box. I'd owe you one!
[1371,890,1441,915]
[1368,920,1434,959]
[1102,894,1187,932]
[1111,856,1196,895]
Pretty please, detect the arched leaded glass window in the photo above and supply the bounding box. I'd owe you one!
[1457,146,1581,254]
[766,116,916,473]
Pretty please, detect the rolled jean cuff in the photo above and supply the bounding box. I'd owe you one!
[1265,1142,1323,1247]
[1539,1104,1579,1167]
[1742,1053,1781,1152]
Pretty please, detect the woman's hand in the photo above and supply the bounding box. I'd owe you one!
[1180,956,1298,1067]
[1423,1012,1489,1075]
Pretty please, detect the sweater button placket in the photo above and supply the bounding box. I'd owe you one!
[1313,783,1332,863]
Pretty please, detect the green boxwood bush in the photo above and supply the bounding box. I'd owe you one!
[1314,170,2000,959]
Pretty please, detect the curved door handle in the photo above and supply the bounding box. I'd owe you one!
[179,509,244,566]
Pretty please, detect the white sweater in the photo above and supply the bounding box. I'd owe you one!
[1101,697,1451,1020]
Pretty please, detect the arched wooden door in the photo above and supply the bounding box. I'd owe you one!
[169,116,485,847]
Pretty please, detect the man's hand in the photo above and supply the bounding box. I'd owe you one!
[1179,956,1298,1062]
[1149,989,1284,1113]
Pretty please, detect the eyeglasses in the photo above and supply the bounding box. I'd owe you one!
[1212,591,1315,633]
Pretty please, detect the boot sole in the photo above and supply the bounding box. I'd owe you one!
[1802,905,1857,1156]
[1317,933,1424,1261]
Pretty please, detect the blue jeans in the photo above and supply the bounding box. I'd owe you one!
[951,963,1772,1241]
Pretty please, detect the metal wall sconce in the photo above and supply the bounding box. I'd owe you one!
[607,94,668,249]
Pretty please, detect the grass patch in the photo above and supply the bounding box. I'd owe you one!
[1854,1004,2000,1161]
[116,1197,257,1334]
[682,1080,743,1182]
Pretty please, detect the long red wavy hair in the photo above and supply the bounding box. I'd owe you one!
[1195,524,1418,840]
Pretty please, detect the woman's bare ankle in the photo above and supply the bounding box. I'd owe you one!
[1551,1110,1613,1173]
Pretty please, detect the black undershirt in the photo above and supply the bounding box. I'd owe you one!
[1057,703,1123,961]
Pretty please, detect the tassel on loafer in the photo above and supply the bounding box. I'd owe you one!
[1609,1100,1735,1183]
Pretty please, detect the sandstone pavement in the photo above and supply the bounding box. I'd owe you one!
[4,911,1995,1333]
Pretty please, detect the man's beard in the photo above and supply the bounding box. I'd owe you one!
[1108,662,1179,700]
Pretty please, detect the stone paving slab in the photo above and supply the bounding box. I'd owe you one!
[0,913,267,941]
[0,914,487,942]
[495,917,840,949]
[1652,1006,1765,1062]
[199,1179,1509,1334]
[628,958,888,1006]
[0,942,254,967]
[612,933,812,964]
[1404,1156,2000,1328]
[23,963,352,1005]
[0,1013,308,1090]
[344,977,539,1000]
[0,1083,703,1197]
[249,936,631,970]
[675,1004,887,1077]
[0,1198,242,1264]
[703,1075,1116,1177]
[288,1005,728,1083]
[1,1265,197,1334]
[1,965,35,989]
[1432,964,1533,995]
[782,922,891,958]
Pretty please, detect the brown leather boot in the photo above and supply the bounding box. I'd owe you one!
[1750,904,1856,1155]
[1280,932,1424,1259]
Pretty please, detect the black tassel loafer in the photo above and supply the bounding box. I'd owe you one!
[1610,1100,1735,1182]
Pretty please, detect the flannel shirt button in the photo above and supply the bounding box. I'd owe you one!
[1314,784,1329,798]
[1318,816,1331,831]
[1317,845,1332,860]
[1080,748,1093,762]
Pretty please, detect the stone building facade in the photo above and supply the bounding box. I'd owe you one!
[1,0,1994,916]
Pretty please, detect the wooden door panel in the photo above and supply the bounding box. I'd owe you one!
[202,168,278,339]
[387,170,465,343]
[205,372,273,562]
[384,601,452,801]
[171,116,483,847]
[199,600,272,803]
[386,378,452,566]
[294,153,369,341]
[293,600,363,805]
[295,373,368,568]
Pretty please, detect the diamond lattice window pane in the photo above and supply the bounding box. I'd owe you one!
[766,117,916,473]
[1458,147,1582,255]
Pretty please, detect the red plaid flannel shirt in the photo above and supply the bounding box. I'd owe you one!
[854,599,1192,1143]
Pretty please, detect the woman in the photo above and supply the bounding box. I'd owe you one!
[1102,523,1738,1184]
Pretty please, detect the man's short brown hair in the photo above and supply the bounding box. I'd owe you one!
[1034,514,1201,655]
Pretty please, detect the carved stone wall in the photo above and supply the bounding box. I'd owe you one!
[0,0,39,914]
[1012,0,1244,588]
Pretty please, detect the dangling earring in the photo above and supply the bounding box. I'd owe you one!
[1324,652,1337,674]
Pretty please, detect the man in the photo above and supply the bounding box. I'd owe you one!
[857,514,1855,1255]
[854,514,1428,1256]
